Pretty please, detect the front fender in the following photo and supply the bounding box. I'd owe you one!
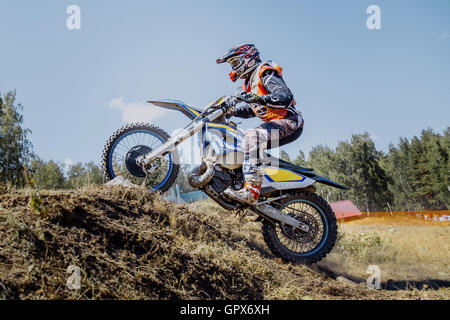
[147,100,202,119]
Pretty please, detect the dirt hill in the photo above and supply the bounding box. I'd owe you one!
[0,186,447,299]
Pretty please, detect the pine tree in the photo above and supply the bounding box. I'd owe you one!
[293,150,307,167]
[307,144,342,202]
[333,133,390,212]
[410,128,449,209]
[380,140,415,210]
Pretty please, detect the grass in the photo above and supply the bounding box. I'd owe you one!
[316,219,449,291]
[0,186,448,299]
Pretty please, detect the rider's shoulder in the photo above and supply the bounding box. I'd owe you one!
[259,60,278,68]
[258,60,283,78]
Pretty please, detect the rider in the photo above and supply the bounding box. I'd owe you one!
[216,44,304,205]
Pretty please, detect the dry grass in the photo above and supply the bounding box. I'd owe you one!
[0,186,448,299]
[316,218,449,292]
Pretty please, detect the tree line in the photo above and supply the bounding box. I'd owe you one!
[0,90,197,192]
[1,90,449,211]
[0,90,104,189]
[282,128,449,211]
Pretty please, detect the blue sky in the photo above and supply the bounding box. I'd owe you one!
[1,0,449,167]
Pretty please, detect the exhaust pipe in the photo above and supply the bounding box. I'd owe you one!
[188,161,215,188]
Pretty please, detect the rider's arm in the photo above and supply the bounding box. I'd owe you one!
[233,104,256,118]
[259,70,294,108]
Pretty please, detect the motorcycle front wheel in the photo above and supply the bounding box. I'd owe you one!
[262,190,338,264]
[102,122,179,193]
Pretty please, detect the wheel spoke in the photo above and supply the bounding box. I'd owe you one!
[275,199,326,255]
[107,129,173,190]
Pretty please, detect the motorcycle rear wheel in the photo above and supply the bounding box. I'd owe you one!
[262,190,337,264]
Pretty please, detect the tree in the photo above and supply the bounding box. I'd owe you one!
[408,129,448,209]
[280,150,291,162]
[0,90,32,185]
[304,134,391,212]
[422,129,449,209]
[380,140,415,211]
[30,157,65,190]
[432,127,450,208]
[84,161,104,185]
[335,133,391,212]
[307,144,342,203]
[293,150,307,167]
[66,161,104,189]
[382,128,449,210]
[66,162,86,189]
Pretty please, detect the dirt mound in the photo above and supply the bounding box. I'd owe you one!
[0,186,446,299]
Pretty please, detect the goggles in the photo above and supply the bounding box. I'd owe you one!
[227,56,242,69]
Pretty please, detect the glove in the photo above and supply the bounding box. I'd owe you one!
[224,107,234,119]
[240,92,261,104]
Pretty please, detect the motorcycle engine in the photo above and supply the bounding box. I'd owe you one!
[210,168,244,194]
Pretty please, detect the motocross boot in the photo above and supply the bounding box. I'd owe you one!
[223,164,263,205]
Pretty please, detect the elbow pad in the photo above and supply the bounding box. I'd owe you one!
[260,71,294,107]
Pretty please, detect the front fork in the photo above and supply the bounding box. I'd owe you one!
[135,108,226,171]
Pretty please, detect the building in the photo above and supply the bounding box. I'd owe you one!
[329,200,362,220]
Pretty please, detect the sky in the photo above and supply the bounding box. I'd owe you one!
[1,0,449,167]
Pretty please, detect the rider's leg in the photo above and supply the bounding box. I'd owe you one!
[224,114,304,205]
[224,128,268,204]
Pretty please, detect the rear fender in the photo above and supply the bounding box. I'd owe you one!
[313,175,347,189]
[288,168,347,189]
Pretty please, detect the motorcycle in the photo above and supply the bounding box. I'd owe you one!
[102,93,347,264]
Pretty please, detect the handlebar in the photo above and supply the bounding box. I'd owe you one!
[224,92,244,109]
[197,92,245,120]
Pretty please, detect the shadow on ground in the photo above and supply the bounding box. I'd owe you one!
[311,263,450,291]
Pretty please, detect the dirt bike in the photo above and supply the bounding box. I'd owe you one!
[102,93,347,264]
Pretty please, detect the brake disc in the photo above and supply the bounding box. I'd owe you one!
[281,212,319,243]
[125,145,153,177]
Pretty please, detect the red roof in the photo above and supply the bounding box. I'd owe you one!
[329,200,362,219]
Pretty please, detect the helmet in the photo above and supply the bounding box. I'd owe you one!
[216,44,261,82]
